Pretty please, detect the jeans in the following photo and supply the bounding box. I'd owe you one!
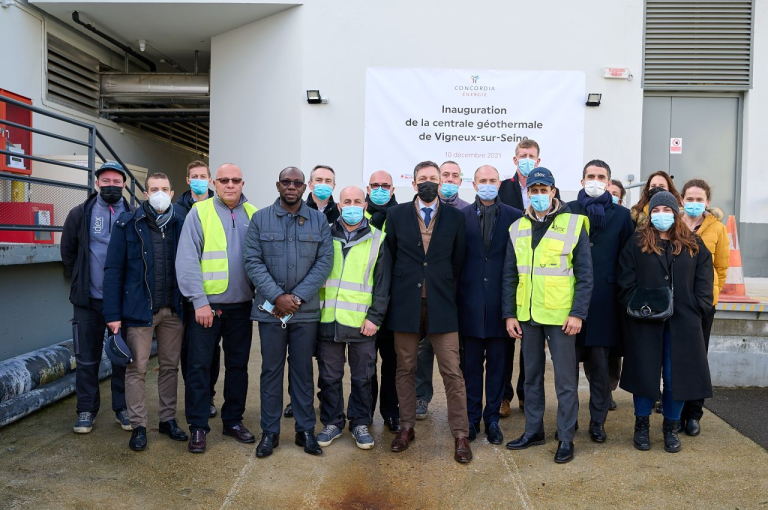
[633,328,684,420]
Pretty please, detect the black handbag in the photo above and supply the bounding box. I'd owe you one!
[626,260,674,321]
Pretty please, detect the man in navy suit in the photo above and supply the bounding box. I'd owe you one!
[459,165,523,445]
[568,160,634,443]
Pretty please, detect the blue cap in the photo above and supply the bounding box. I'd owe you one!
[95,161,127,180]
[526,167,555,187]
[105,329,133,368]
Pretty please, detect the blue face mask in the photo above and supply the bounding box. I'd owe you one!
[684,202,705,218]
[440,183,459,198]
[530,193,551,212]
[312,183,333,201]
[369,187,391,205]
[341,205,364,225]
[651,212,676,231]
[611,194,620,205]
[476,184,499,201]
[518,158,536,177]
[190,179,209,196]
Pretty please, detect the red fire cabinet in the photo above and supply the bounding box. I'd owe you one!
[0,90,33,175]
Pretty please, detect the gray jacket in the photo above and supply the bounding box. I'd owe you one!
[244,198,333,323]
[175,195,256,308]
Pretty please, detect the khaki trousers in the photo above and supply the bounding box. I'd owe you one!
[394,299,469,438]
[125,307,184,428]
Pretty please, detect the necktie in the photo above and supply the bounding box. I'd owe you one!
[422,207,433,228]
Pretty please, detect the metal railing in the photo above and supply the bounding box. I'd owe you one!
[0,94,145,233]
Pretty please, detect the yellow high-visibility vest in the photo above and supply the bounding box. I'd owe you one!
[319,227,385,328]
[510,213,588,325]
[195,199,257,295]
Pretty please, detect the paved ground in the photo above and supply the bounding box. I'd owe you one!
[706,387,768,450]
[2,333,768,510]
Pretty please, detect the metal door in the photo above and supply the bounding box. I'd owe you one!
[641,95,740,216]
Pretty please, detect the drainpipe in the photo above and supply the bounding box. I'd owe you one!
[71,11,157,72]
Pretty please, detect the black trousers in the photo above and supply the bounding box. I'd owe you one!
[464,336,506,428]
[502,338,525,402]
[180,303,221,398]
[318,339,377,430]
[682,305,717,421]
[72,298,126,416]
[577,344,611,424]
[185,302,252,433]
[371,326,399,420]
[259,321,318,435]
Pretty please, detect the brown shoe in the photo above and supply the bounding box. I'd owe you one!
[188,430,206,453]
[454,437,473,464]
[223,422,256,444]
[390,427,415,452]
[499,399,511,418]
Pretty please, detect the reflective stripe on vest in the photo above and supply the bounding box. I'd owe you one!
[319,227,385,328]
[509,213,586,325]
[195,199,257,295]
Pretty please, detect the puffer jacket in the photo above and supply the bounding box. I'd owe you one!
[244,198,333,323]
[696,207,729,304]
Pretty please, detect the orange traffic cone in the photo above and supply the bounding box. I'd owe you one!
[719,215,758,303]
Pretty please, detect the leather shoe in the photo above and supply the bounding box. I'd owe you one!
[283,403,293,418]
[499,399,511,418]
[188,430,206,453]
[159,419,188,441]
[295,431,323,455]
[454,437,472,464]
[518,399,524,411]
[486,423,503,445]
[256,432,279,458]
[589,421,607,443]
[554,441,575,464]
[684,418,701,436]
[609,393,617,411]
[506,432,545,450]
[468,423,479,442]
[223,422,256,444]
[390,427,415,452]
[384,416,401,433]
[129,426,147,451]
[676,419,686,433]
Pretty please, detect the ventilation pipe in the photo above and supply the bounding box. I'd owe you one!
[72,11,157,72]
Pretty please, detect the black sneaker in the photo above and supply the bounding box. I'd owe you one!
[73,412,95,434]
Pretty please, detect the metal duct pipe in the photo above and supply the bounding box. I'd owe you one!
[99,108,210,114]
[101,74,209,97]
[71,12,156,72]
[111,116,210,123]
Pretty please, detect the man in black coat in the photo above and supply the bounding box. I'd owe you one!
[385,161,472,464]
[459,165,522,445]
[567,160,634,443]
[306,165,340,225]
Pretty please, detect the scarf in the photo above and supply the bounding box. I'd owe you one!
[475,195,500,251]
[576,189,611,232]
[143,200,174,231]
[441,191,462,208]
[365,194,398,230]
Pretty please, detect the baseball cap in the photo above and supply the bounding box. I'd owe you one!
[526,167,555,187]
[105,330,133,368]
[95,161,128,180]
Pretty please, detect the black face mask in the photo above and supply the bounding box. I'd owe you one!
[416,181,439,203]
[648,186,665,200]
[99,186,123,205]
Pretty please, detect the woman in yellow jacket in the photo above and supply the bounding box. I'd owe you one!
[679,178,729,437]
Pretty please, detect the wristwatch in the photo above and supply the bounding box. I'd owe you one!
[292,295,302,305]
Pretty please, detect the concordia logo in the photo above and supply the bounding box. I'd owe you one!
[470,75,479,83]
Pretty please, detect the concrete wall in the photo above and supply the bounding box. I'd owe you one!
[210,0,645,209]
[709,317,768,387]
[0,2,203,197]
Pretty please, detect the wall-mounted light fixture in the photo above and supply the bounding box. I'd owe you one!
[586,93,602,107]
[306,90,328,104]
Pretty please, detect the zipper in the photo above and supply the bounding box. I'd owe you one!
[231,209,235,229]
[135,219,153,310]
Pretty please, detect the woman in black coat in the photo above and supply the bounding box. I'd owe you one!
[617,191,713,453]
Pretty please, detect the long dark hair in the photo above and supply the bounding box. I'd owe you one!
[632,171,682,216]
[639,209,700,257]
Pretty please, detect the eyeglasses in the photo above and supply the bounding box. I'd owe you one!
[370,183,392,190]
[216,178,243,185]
[279,179,305,188]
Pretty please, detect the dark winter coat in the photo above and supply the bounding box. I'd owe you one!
[60,192,133,307]
[568,199,635,347]
[458,201,523,338]
[307,192,340,225]
[617,233,714,401]
[175,188,214,218]
[499,174,561,211]
[102,203,185,327]
[384,197,466,334]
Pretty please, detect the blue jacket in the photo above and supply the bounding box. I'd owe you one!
[244,198,333,323]
[102,204,185,327]
[458,201,523,338]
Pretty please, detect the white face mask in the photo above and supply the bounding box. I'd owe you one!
[584,180,607,198]
[148,191,172,213]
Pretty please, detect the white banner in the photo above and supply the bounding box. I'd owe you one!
[363,68,586,192]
